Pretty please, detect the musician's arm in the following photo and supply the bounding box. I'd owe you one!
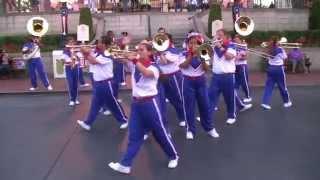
[135,62,155,78]
[179,54,192,69]
[225,48,236,61]
[23,46,39,60]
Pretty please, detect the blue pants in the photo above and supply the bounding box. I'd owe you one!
[182,75,213,134]
[78,68,86,85]
[209,73,236,119]
[84,79,127,125]
[113,61,125,84]
[262,65,291,105]
[65,66,79,102]
[121,96,178,166]
[27,58,50,88]
[158,72,185,123]
[235,64,250,99]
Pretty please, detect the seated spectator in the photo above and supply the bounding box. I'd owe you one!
[288,48,304,73]
[0,49,11,79]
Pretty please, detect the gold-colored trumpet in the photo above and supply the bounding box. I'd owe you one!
[104,48,137,58]
[152,33,170,52]
[197,43,213,64]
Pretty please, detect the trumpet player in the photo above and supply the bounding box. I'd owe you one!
[76,36,128,131]
[109,41,179,174]
[154,34,186,127]
[261,36,292,110]
[208,30,252,126]
[62,36,80,106]
[22,36,52,91]
[233,34,252,103]
[179,33,219,140]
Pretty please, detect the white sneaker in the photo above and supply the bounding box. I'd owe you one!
[243,97,252,103]
[196,117,201,122]
[214,107,219,111]
[117,99,123,103]
[75,100,80,105]
[80,83,90,87]
[208,128,220,138]
[120,82,126,86]
[103,110,111,116]
[168,158,179,169]
[77,120,91,131]
[143,134,149,140]
[47,85,53,91]
[186,131,194,140]
[108,162,131,174]
[178,121,186,127]
[261,104,272,110]
[29,87,36,91]
[120,122,128,129]
[69,101,75,106]
[239,103,253,112]
[226,118,236,125]
[284,101,292,108]
[165,98,169,103]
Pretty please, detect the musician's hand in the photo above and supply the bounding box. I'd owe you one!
[80,47,91,56]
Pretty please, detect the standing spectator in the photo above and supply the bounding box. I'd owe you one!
[288,48,304,73]
[31,0,40,12]
[0,49,10,79]
[122,0,129,12]
[175,0,182,12]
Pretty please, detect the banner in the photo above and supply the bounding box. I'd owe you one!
[52,50,66,78]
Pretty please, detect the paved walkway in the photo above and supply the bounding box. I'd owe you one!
[0,71,319,94]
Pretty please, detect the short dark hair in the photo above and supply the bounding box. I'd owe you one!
[102,36,113,46]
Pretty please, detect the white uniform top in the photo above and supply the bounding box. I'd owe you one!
[22,42,41,59]
[235,47,248,65]
[61,50,79,65]
[132,64,160,98]
[156,48,181,74]
[211,45,237,74]
[179,52,206,77]
[268,46,287,66]
[89,52,114,81]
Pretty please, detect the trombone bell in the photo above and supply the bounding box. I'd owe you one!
[235,16,254,37]
[152,33,170,52]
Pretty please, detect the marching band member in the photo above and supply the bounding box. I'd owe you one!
[208,30,251,126]
[109,41,179,174]
[233,34,252,103]
[261,36,292,110]
[155,33,186,127]
[76,36,128,131]
[77,52,90,88]
[22,36,53,91]
[179,33,219,140]
[62,36,80,106]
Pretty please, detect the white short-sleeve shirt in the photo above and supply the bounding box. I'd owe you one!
[89,52,114,81]
[212,45,237,74]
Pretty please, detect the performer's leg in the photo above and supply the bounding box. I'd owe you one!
[262,68,276,106]
[276,66,291,103]
[120,103,145,167]
[196,79,213,131]
[221,74,236,119]
[105,81,128,124]
[166,74,185,122]
[35,59,50,87]
[28,60,37,88]
[148,98,178,160]
[181,78,196,135]
[84,84,104,125]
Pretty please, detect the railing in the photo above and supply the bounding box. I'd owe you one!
[2,0,310,14]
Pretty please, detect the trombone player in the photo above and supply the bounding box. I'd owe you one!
[261,36,292,110]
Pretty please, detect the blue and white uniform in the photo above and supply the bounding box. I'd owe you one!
[208,43,244,119]
[120,60,178,167]
[76,52,89,86]
[235,45,251,99]
[22,42,50,88]
[180,51,214,135]
[262,46,291,105]
[62,49,79,102]
[155,47,185,125]
[82,51,128,127]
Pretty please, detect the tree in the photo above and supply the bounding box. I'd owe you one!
[208,3,222,38]
[79,7,94,41]
[310,0,320,30]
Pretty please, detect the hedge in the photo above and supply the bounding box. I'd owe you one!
[309,0,320,30]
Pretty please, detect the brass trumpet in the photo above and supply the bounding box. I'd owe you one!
[104,48,137,58]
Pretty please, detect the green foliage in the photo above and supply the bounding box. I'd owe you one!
[208,4,222,38]
[79,7,94,41]
[309,0,320,30]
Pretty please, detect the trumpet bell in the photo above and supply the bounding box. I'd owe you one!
[197,44,213,63]
[27,17,49,37]
[152,33,170,52]
[279,37,288,44]
[235,16,254,37]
